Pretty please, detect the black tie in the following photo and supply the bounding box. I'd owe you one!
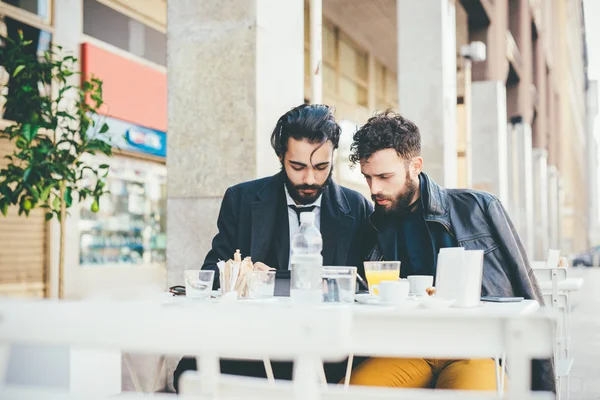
[288,205,317,225]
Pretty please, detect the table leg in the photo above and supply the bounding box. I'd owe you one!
[150,355,166,393]
[123,353,144,392]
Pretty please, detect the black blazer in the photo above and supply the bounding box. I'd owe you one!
[202,172,373,285]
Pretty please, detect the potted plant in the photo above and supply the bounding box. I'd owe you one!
[0,32,115,298]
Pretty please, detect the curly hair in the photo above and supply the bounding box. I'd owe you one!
[270,104,341,159]
[349,109,421,165]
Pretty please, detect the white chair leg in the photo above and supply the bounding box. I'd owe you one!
[263,358,275,384]
[344,354,354,390]
[293,356,320,400]
[500,353,506,393]
[494,353,506,396]
[197,353,219,397]
[494,356,501,395]
[318,361,327,386]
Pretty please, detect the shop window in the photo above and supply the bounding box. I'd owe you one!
[83,0,166,66]
[0,0,51,23]
[0,15,52,121]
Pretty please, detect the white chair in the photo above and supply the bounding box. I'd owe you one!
[0,299,352,400]
[180,309,556,400]
[532,266,573,399]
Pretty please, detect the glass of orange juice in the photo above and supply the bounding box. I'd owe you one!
[364,261,401,296]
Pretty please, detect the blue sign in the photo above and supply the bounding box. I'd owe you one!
[90,115,167,158]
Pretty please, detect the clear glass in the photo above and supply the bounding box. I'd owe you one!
[363,261,401,296]
[247,270,276,299]
[321,266,357,303]
[184,270,214,299]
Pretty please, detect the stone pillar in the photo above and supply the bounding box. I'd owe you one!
[397,0,457,187]
[471,81,509,205]
[506,121,520,227]
[587,81,599,246]
[548,165,560,249]
[532,148,549,260]
[167,0,304,287]
[47,0,84,300]
[513,122,535,257]
[166,0,304,391]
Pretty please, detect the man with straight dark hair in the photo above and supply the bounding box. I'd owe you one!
[173,104,373,391]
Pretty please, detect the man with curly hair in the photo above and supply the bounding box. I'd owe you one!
[348,110,554,392]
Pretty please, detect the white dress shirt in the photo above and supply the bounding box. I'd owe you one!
[284,185,322,270]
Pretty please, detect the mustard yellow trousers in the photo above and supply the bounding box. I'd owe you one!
[349,358,504,390]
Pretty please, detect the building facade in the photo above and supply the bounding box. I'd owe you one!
[0,0,595,296]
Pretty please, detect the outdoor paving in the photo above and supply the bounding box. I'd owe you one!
[567,267,600,399]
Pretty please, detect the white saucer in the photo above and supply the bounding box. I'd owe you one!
[420,297,456,310]
[355,294,421,309]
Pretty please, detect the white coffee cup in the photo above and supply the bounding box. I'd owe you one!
[407,275,434,297]
[379,280,410,303]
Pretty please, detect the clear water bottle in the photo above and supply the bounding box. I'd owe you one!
[290,211,323,305]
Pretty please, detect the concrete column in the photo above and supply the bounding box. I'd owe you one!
[513,122,535,257]
[533,37,547,149]
[471,0,509,82]
[507,122,520,226]
[586,81,599,245]
[548,165,560,249]
[512,121,534,254]
[397,0,457,187]
[516,0,534,124]
[166,1,304,392]
[532,148,549,260]
[471,81,509,205]
[167,0,304,286]
[46,0,84,300]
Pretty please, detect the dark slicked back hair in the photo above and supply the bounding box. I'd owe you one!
[271,104,341,161]
[349,109,421,165]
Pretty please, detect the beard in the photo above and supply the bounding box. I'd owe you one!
[372,171,419,217]
[284,167,333,205]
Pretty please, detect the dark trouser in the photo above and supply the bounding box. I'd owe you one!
[173,356,368,393]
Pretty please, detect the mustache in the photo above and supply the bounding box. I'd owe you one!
[296,184,322,191]
[371,194,393,202]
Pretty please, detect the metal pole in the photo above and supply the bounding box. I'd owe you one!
[309,0,322,104]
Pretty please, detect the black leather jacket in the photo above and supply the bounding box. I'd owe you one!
[368,173,555,392]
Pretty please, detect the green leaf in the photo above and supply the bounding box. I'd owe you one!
[100,123,109,134]
[23,167,31,182]
[12,65,25,77]
[1,202,8,217]
[53,195,61,210]
[64,186,73,207]
[29,184,40,202]
[45,212,53,221]
[99,164,109,169]
[40,186,52,202]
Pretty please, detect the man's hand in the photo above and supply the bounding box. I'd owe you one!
[253,262,276,271]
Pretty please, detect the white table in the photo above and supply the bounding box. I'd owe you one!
[136,297,540,393]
